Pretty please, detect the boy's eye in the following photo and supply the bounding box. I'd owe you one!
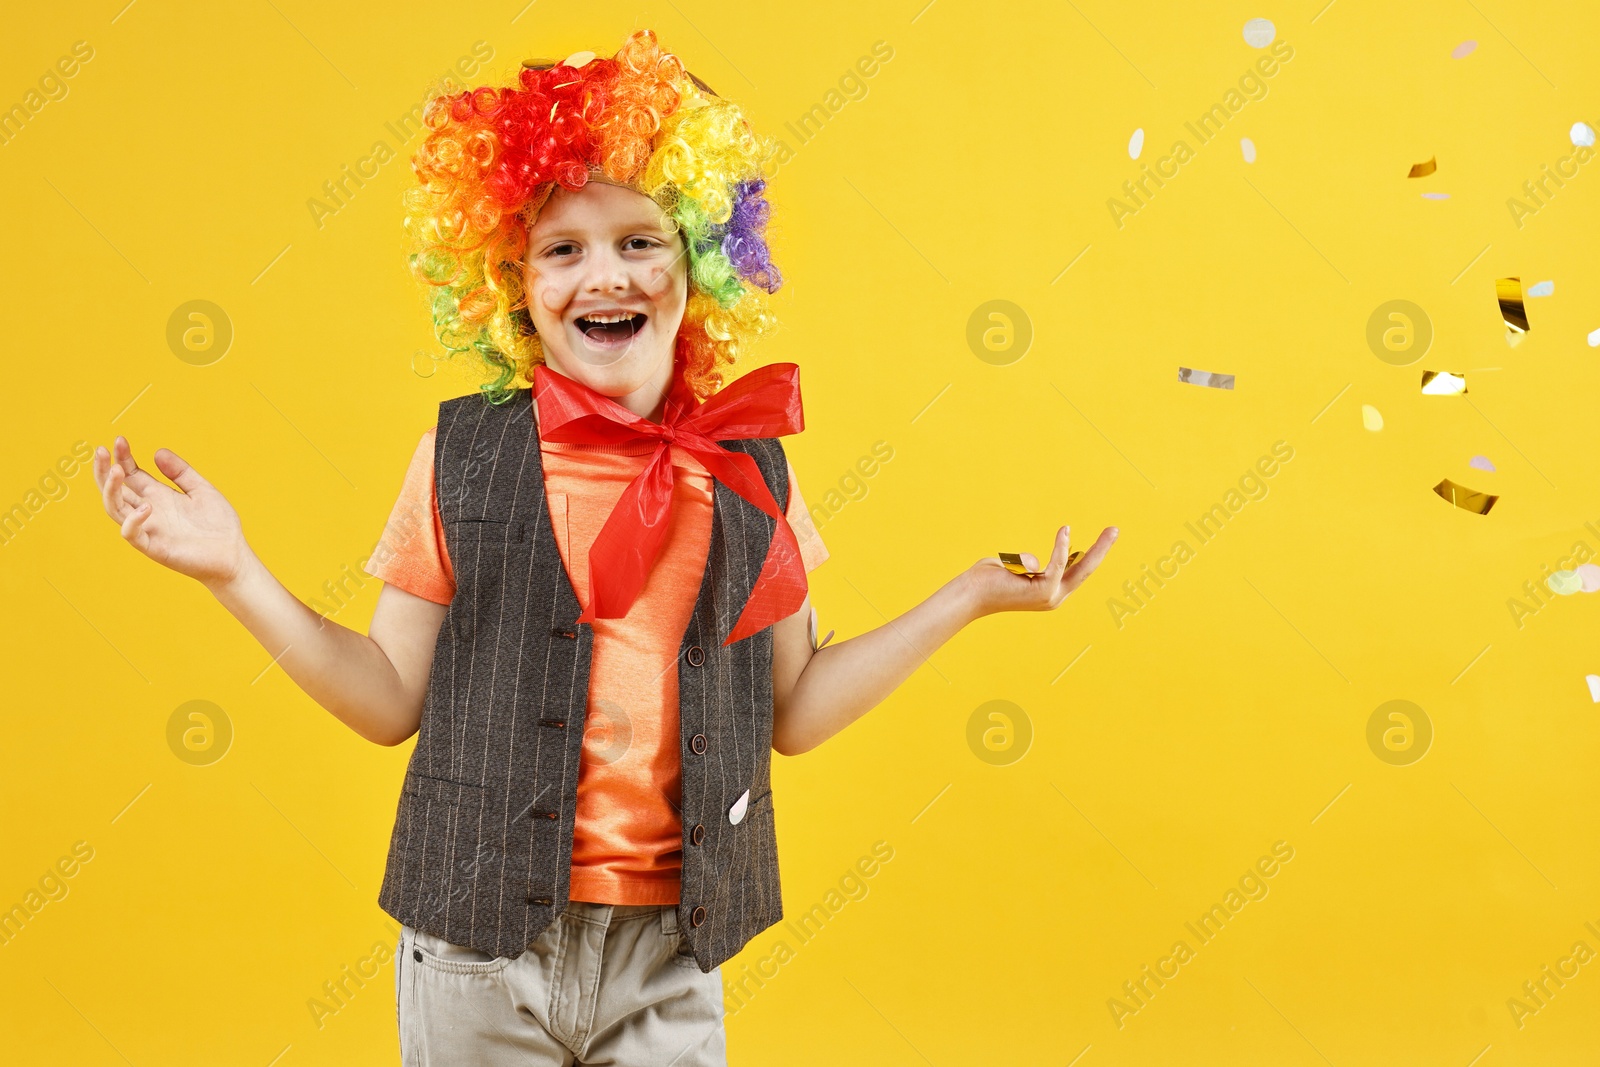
[545,238,659,258]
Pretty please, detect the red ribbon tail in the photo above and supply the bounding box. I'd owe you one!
[723,517,807,645]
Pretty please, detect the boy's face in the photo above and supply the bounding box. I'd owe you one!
[522,181,688,402]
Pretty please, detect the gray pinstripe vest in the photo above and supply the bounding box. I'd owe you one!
[376,386,788,973]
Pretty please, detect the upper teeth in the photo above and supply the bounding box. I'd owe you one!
[583,312,640,323]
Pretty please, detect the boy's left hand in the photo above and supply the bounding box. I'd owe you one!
[961,525,1119,619]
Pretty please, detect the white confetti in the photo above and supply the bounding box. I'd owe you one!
[1588,674,1600,703]
[1420,192,1450,200]
[1240,137,1257,163]
[1361,404,1383,431]
[1129,127,1145,160]
[728,789,750,825]
[1469,455,1495,472]
[1243,18,1275,48]
[1572,122,1597,148]
[1527,280,1554,297]
[1588,328,1600,347]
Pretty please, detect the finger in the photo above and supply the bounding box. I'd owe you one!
[114,436,165,495]
[100,459,141,521]
[153,447,213,495]
[120,501,152,542]
[92,444,109,493]
[1061,527,1119,593]
[1041,525,1071,587]
[1019,552,1042,573]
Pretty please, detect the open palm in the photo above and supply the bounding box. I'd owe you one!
[964,524,1119,617]
[92,436,251,588]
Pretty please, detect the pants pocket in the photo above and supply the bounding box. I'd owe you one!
[410,926,516,975]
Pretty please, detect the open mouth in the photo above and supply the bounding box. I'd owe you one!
[574,312,648,345]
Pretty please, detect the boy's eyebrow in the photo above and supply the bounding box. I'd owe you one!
[530,219,677,241]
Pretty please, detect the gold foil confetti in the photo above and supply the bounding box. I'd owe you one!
[1408,156,1438,178]
[1432,479,1498,514]
[1361,404,1384,431]
[1068,550,1084,567]
[1000,552,1043,577]
[1421,371,1467,395]
[1497,276,1529,333]
[1179,367,1235,389]
[1547,569,1584,596]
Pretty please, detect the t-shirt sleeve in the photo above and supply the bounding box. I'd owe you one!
[783,460,829,574]
[363,426,456,605]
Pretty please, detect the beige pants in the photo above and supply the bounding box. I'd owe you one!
[397,903,727,1065]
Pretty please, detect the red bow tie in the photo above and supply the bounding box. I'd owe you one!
[532,361,807,645]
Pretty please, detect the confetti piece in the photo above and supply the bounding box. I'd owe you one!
[562,50,597,68]
[817,628,835,649]
[1432,478,1498,514]
[1408,157,1438,178]
[1572,122,1597,148]
[1129,127,1145,159]
[1497,276,1529,333]
[1527,280,1554,297]
[1243,18,1276,48]
[1469,455,1495,471]
[1548,569,1584,596]
[1588,675,1600,702]
[1420,192,1450,200]
[1451,40,1478,59]
[1578,563,1600,593]
[1361,404,1383,431]
[1505,330,1525,348]
[1421,370,1467,395]
[1178,367,1235,389]
[1000,552,1043,577]
[1240,137,1257,163]
[1589,328,1600,347]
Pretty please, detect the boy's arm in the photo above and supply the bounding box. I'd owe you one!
[94,436,444,747]
[771,524,1118,756]
[209,557,445,746]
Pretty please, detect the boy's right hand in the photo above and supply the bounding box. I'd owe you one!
[93,436,255,591]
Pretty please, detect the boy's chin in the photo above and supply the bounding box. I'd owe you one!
[542,345,674,397]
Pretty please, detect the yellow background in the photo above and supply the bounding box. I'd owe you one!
[3,1,1598,1063]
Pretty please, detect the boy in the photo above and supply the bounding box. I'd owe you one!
[91,29,1116,1065]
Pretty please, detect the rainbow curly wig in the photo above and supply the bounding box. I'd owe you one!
[403,29,784,403]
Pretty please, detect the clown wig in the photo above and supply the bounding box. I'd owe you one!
[402,29,784,404]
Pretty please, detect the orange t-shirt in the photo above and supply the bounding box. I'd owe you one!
[364,399,828,905]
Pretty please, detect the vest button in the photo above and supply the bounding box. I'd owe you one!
[685,645,705,667]
[691,823,705,846]
[691,905,707,927]
[690,733,707,755]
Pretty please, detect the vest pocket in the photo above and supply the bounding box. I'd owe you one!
[445,519,523,643]
[449,518,524,541]
[400,772,492,931]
